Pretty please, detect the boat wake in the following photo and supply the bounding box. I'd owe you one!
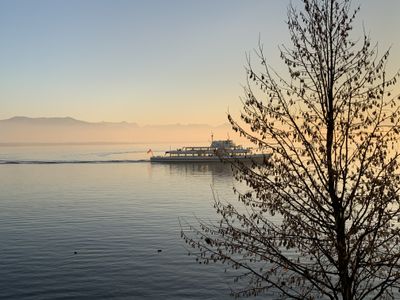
[95,150,152,157]
[0,159,150,165]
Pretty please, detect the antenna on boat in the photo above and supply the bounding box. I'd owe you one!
[211,132,214,142]
[227,132,230,141]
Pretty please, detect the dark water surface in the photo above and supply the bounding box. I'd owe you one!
[0,144,243,299]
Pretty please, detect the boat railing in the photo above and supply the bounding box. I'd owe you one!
[165,149,252,157]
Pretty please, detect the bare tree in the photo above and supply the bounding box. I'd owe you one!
[182,0,400,299]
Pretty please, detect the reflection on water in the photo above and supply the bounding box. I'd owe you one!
[0,161,240,300]
[150,162,239,201]
[154,162,233,177]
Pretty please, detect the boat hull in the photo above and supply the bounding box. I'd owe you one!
[150,154,269,163]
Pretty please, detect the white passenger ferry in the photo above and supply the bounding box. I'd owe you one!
[150,139,269,163]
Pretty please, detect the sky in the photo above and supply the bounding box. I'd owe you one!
[0,0,399,126]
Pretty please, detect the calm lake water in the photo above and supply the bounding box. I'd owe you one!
[0,144,250,299]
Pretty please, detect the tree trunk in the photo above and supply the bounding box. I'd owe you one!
[327,81,352,299]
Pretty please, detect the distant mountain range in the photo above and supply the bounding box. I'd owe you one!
[0,116,233,144]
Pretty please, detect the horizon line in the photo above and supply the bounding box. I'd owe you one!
[0,115,230,127]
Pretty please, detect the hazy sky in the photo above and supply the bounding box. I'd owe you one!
[1,0,399,125]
